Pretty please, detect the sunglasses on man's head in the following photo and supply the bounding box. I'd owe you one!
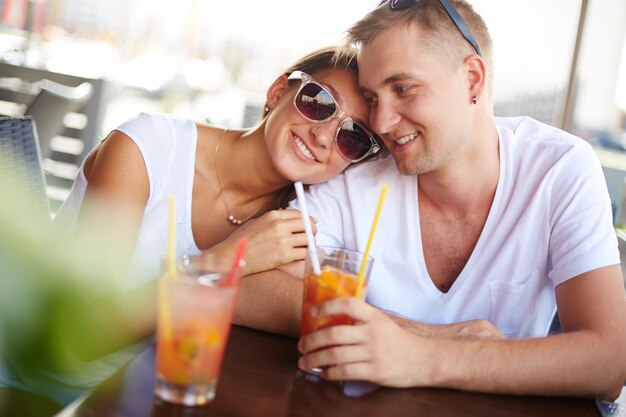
[287,71,380,163]
[379,0,482,57]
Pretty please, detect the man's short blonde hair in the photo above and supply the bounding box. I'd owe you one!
[339,0,494,96]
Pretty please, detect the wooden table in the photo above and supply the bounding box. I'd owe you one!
[56,326,600,417]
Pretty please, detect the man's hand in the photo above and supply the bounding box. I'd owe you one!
[298,297,433,387]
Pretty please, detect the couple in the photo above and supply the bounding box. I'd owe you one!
[52,0,626,404]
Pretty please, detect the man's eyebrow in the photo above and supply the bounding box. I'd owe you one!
[384,72,419,85]
[360,72,421,94]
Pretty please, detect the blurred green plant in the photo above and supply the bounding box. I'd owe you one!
[0,150,140,407]
[0,206,113,377]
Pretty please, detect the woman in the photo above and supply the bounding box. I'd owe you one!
[41,46,381,405]
[56,46,381,283]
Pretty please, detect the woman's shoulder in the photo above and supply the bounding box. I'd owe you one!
[108,113,197,168]
[195,122,227,143]
[101,113,197,197]
[115,112,195,142]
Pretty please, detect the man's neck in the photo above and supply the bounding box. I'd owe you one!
[418,122,500,216]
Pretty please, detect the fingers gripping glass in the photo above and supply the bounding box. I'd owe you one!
[380,0,482,57]
[287,71,380,163]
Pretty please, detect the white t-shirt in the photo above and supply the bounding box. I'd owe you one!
[3,113,203,404]
[292,117,619,338]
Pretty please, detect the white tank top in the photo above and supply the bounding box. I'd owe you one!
[55,112,202,289]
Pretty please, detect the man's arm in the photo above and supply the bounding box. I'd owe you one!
[234,266,507,341]
[233,262,304,337]
[299,265,626,399]
[387,313,507,340]
[426,265,626,398]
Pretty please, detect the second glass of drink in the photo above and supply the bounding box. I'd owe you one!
[155,256,237,406]
[299,246,374,375]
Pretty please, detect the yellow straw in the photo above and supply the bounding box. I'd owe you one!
[160,195,177,343]
[158,278,172,342]
[356,184,388,296]
[168,195,177,281]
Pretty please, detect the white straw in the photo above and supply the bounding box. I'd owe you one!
[294,181,321,275]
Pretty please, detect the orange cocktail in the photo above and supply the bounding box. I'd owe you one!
[299,247,373,375]
[300,265,363,336]
[155,266,236,406]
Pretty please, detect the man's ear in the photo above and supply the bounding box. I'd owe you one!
[465,54,487,103]
[266,74,290,111]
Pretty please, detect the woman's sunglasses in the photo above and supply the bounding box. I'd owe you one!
[287,71,380,163]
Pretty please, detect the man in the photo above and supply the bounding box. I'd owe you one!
[236,0,626,399]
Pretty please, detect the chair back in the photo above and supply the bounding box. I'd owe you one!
[24,79,93,159]
[0,116,50,223]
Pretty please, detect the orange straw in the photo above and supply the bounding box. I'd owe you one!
[356,184,388,296]
[226,238,248,287]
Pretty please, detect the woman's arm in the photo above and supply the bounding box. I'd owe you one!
[77,130,149,280]
[233,261,305,337]
[70,130,153,360]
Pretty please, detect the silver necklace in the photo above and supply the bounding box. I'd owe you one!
[214,129,263,225]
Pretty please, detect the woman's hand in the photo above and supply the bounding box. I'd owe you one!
[206,209,316,276]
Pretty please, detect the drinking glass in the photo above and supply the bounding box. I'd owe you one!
[299,246,374,375]
[155,257,237,406]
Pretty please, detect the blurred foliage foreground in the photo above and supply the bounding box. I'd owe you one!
[0,150,134,411]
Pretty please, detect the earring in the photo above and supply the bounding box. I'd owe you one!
[265,106,270,112]
[472,96,477,105]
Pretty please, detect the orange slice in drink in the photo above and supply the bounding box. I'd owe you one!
[317,266,340,290]
[178,337,201,362]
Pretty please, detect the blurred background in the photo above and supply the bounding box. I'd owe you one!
[2,3,626,413]
[1,0,626,215]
